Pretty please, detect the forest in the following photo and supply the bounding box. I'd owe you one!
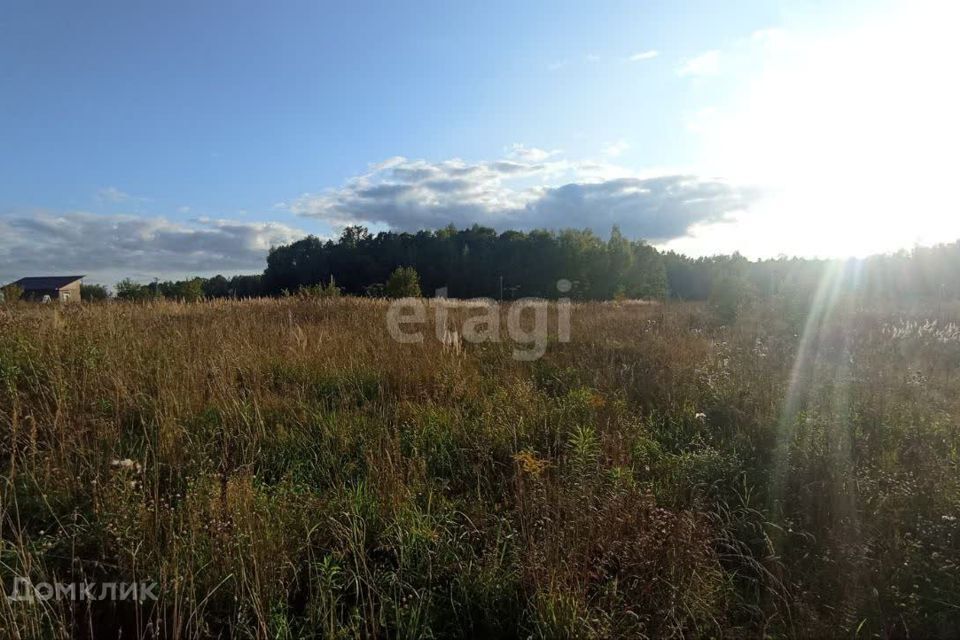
[108,224,960,304]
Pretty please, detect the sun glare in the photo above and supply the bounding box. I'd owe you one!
[687,0,960,258]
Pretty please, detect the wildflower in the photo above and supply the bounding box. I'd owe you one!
[110,458,143,474]
[513,449,549,476]
[753,338,768,357]
[695,412,707,423]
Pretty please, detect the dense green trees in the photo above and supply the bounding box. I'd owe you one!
[104,227,960,304]
[664,241,960,304]
[115,278,159,301]
[263,224,669,300]
[114,274,265,301]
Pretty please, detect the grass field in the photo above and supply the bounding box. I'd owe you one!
[1,297,958,638]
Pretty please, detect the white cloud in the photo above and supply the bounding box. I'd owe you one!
[97,187,138,204]
[0,212,305,285]
[288,151,757,242]
[506,143,560,163]
[627,50,659,62]
[678,50,720,76]
[602,140,630,157]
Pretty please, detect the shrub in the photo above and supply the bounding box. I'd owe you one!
[296,276,341,299]
[364,282,386,298]
[1,283,23,303]
[384,266,422,298]
[80,283,110,301]
[114,278,158,301]
[708,275,754,324]
[171,277,205,302]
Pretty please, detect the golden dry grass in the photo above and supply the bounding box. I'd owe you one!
[0,297,958,638]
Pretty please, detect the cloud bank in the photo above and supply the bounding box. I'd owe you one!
[0,212,304,285]
[1,150,757,285]
[290,151,757,241]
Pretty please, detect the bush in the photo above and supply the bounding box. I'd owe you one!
[364,282,386,298]
[171,278,205,302]
[1,283,23,303]
[384,266,422,298]
[296,276,341,299]
[115,278,158,301]
[708,276,754,324]
[81,283,110,301]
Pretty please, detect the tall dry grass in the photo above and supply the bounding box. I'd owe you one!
[0,297,957,638]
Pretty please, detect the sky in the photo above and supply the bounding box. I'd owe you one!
[1,0,958,284]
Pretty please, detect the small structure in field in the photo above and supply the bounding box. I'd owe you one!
[7,275,85,303]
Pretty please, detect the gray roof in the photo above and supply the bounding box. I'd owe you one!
[10,275,85,291]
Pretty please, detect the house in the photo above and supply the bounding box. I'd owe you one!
[7,275,85,303]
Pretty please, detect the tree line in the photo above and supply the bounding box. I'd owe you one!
[263,225,667,300]
[261,225,960,303]
[48,224,960,303]
[108,274,265,302]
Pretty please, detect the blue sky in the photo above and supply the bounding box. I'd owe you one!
[2,0,956,283]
